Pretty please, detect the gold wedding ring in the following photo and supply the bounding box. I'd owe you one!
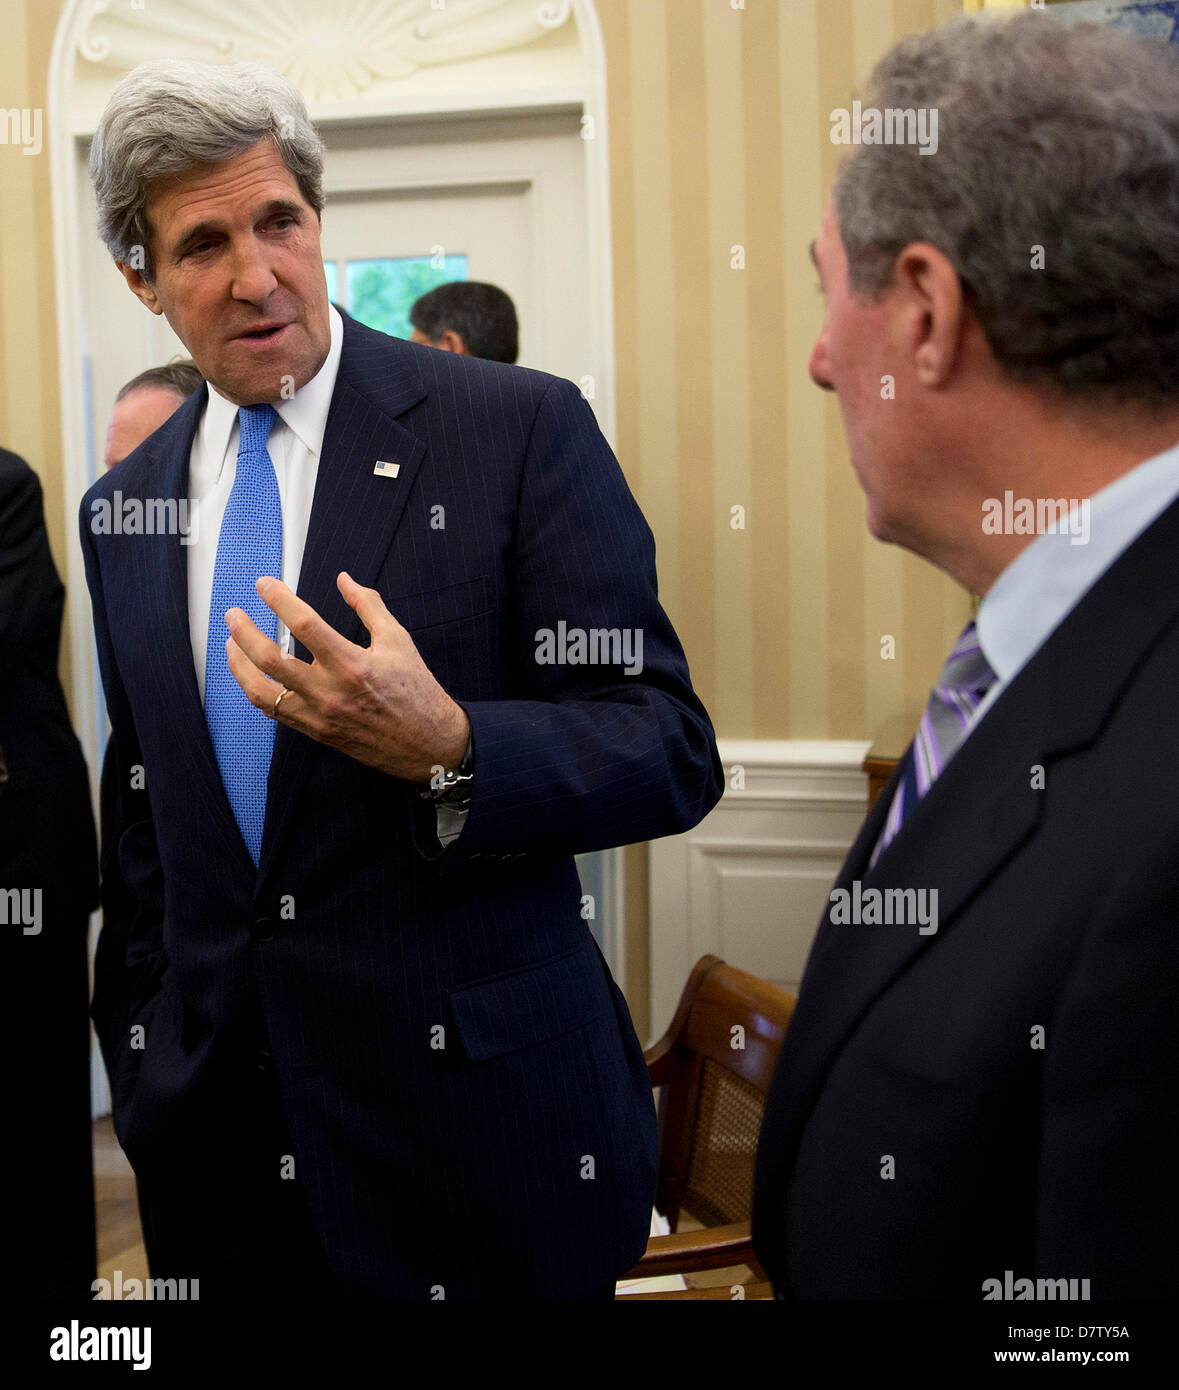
[272,685,292,718]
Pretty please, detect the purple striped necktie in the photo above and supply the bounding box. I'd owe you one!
[869,620,997,870]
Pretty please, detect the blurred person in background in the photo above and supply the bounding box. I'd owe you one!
[105,360,203,471]
[1,445,99,1301]
[95,360,202,1273]
[409,280,518,363]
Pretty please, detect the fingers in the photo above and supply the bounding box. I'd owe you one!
[223,602,313,691]
[256,576,356,669]
[338,570,399,641]
[225,627,292,718]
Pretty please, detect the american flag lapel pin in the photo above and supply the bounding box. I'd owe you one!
[373,459,400,479]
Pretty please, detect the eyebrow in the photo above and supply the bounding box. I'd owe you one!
[170,198,305,259]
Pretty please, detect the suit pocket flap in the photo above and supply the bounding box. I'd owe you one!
[393,573,493,634]
[448,940,607,1062]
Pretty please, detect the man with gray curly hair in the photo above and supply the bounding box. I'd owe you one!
[80,58,722,1300]
[754,12,1179,1299]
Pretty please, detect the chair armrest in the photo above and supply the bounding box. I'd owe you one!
[619,1219,755,1279]
[644,1036,678,1088]
[617,1281,775,1300]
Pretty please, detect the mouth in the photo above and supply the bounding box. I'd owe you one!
[233,322,292,346]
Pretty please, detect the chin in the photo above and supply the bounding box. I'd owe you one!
[222,361,299,405]
[863,500,900,546]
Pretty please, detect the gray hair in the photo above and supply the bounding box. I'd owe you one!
[90,59,325,282]
[116,358,203,403]
[833,13,1179,408]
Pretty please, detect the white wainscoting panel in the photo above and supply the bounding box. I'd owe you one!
[648,739,872,1037]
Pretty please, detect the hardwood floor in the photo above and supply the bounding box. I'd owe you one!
[92,1116,149,1290]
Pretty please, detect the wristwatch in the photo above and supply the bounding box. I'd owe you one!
[420,735,475,811]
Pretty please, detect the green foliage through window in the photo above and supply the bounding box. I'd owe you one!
[322,256,469,339]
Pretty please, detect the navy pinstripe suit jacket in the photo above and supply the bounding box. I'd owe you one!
[81,314,723,1298]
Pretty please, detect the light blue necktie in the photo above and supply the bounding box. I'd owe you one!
[869,621,997,869]
[204,403,283,866]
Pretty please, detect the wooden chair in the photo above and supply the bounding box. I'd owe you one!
[616,955,796,1300]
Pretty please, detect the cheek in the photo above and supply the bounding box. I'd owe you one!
[830,312,888,401]
[290,237,326,281]
[162,281,211,335]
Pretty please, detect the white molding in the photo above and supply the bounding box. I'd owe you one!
[600,843,628,996]
[718,737,874,767]
[689,837,866,859]
[325,169,535,196]
[716,737,873,810]
[648,739,871,1036]
[67,86,588,138]
[50,5,100,809]
[570,0,615,447]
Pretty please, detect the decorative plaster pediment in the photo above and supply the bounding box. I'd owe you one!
[76,0,578,102]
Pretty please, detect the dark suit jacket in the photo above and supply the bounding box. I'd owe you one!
[1,450,98,911]
[1,447,99,1296]
[753,492,1179,1300]
[80,315,723,1299]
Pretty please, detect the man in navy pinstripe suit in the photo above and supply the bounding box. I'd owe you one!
[81,59,722,1300]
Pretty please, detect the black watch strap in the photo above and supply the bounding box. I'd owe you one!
[420,735,475,808]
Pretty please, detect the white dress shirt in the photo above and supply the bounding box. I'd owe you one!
[971,436,1179,734]
[187,303,465,844]
[188,303,345,696]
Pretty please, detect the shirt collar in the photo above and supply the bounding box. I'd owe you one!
[202,302,344,479]
[977,436,1179,686]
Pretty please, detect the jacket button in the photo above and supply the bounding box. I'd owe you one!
[256,1048,274,1073]
[252,916,275,942]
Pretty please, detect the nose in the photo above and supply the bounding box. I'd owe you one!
[229,236,278,305]
[809,325,835,392]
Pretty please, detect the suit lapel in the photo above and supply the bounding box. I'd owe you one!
[760,665,1049,1182]
[760,490,1179,1198]
[833,744,907,884]
[118,390,257,878]
[258,323,427,880]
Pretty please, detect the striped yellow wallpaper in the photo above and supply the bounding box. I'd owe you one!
[598,0,974,746]
[0,0,69,691]
[2,0,990,743]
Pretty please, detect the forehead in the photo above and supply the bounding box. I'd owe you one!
[145,138,305,235]
[815,198,841,259]
[109,386,180,432]
[113,384,179,415]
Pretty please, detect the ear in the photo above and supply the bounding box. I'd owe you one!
[890,242,966,390]
[439,329,469,356]
[116,260,164,316]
